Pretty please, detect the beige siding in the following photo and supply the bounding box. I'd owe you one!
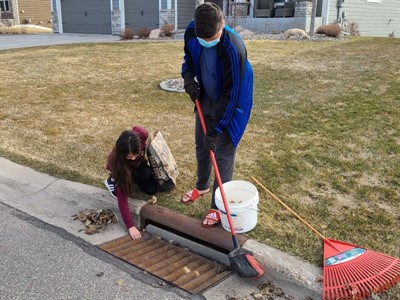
[18,0,52,28]
[326,0,400,36]
[342,0,400,36]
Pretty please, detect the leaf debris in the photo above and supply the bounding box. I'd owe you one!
[72,209,117,235]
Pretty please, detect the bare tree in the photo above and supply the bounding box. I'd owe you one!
[309,0,318,36]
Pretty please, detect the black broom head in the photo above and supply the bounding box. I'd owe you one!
[228,248,265,278]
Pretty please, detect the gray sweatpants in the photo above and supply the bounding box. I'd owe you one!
[195,97,236,209]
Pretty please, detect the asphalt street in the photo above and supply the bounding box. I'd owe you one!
[0,203,191,300]
[0,33,120,50]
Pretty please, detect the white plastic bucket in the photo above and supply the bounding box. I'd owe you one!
[215,180,259,233]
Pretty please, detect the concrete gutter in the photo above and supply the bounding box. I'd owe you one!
[0,157,322,299]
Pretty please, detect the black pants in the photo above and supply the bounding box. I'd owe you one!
[195,97,237,210]
[133,163,158,195]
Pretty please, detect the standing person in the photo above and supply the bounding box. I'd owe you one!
[104,126,158,239]
[181,3,254,227]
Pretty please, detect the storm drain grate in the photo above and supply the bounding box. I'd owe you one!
[98,234,232,294]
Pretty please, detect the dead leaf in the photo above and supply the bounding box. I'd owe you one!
[148,196,157,204]
[250,292,264,300]
[116,279,125,286]
[74,208,117,235]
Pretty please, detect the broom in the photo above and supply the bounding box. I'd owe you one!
[195,99,264,278]
[251,176,400,299]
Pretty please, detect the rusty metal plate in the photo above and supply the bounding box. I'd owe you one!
[98,234,232,294]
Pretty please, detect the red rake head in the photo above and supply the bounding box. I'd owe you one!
[322,238,400,300]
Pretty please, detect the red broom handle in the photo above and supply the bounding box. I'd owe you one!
[251,176,326,241]
[195,99,238,241]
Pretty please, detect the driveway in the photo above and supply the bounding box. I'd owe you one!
[0,33,120,50]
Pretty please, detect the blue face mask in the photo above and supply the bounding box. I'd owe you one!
[197,37,220,48]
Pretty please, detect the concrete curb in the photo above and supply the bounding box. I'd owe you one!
[243,239,322,293]
[0,157,322,298]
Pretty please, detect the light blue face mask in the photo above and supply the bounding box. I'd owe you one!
[197,37,220,48]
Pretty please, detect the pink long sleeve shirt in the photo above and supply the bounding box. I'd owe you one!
[106,126,148,229]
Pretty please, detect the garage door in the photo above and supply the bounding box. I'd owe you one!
[125,0,158,31]
[61,0,112,34]
[177,0,195,29]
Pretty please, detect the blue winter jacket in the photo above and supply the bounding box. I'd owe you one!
[181,20,253,147]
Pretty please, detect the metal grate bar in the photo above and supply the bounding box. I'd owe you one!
[98,234,231,294]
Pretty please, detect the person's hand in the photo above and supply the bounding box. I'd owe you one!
[203,128,218,152]
[128,226,142,239]
[184,77,200,103]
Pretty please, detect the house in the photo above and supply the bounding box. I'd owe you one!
[224,0,400,37]
[325,0,399,37]
[0,0,52,28]
[1,0,393,37]
[51,0,196,34]
[221,0,398,37]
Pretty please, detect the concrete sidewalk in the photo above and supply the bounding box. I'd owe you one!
[0,157,322,299]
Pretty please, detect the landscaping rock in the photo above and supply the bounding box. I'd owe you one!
[284,28,310,39]
[234,25,245,33]
[239,29,254,38]
[149,29,161,39]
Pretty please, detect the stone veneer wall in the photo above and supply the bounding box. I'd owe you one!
[51,0,59,32]
[0,0,18,26]
[295,0,313,18]
[111,0,121,35]
[111,10,121,34]
[160,9,175,27]
[295,0,314,32]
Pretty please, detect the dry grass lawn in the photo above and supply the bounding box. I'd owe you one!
[1,37,399,296]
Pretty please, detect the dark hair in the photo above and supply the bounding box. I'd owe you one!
[110,130,141,194]
[194,3,223,39]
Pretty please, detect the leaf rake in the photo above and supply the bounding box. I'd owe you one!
[252,177,400,300]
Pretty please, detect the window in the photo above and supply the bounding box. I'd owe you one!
[161,0,172,10]
[0,0,10,12]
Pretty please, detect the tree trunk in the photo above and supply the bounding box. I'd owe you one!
[309,0,318,37]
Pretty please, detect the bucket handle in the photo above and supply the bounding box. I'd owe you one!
[219,207,260,212]
[249,207,260,211]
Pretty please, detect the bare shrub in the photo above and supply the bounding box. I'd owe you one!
[0,27,10,34]
[316,24,342,38]
[161,23,174,37]
[137,27,151,38]
[0,26,27,35]
[120,27,134,40]
[23,17,33,24]
[347,21,360,36]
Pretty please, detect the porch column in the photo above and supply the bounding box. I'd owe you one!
[295,0,313,18]
[111,0,123,35]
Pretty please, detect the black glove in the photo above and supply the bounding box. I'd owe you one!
[203,127,218,152]
[184,77,200,103]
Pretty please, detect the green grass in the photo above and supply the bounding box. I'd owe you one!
[1,38,399,297]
